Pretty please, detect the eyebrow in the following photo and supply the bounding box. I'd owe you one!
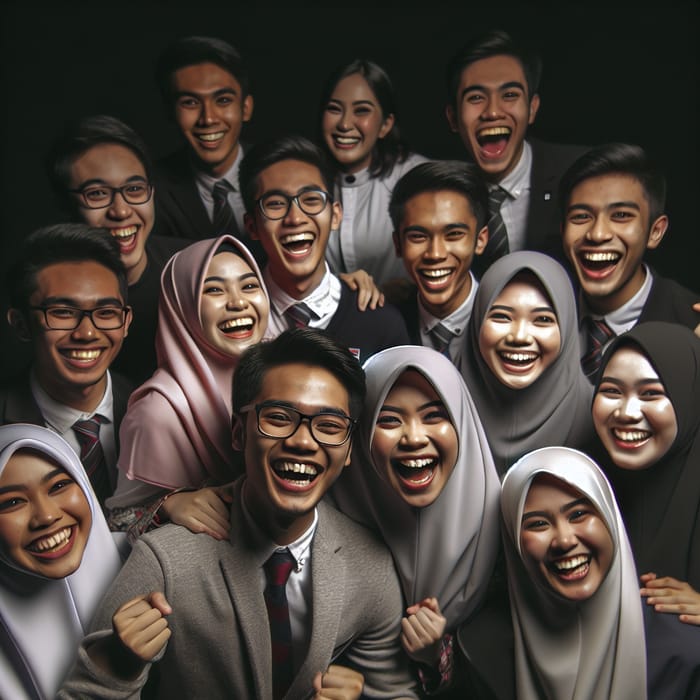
[567,201,642,214]
[38,296,125,307]
[378,399,444,415]
[403,222,471,235]
[203,272,259,284]
[76,175,147,189]
[260,400,349,417]
[598,376,664,388]
[0,467,68,496]
[521,497,590,523]
[461,80,526,101]
[488,303,555,314]
[175,87,238,99]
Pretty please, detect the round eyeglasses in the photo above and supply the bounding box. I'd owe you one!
[240,401,355,446]
[30,305,130,330]
[69,182,154,210]
[255,188,330,220]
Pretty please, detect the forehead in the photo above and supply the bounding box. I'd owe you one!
[330,73,377,102]
[493,274,552,308]
[0,448,64,486]
[70,143,146,183]
[402,189,476,225]
[171,61,241,94]
[569,173,648,210]
[525,474,584,507]
[204,251,254,279]
[386,368,439,400]
[31,261,123,303]
[459,54,528,91]
[603,345,658,380]
[255,159,325,196]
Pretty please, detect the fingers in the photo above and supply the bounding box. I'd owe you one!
[113,593,172,662]
[405,597,441,616]
[313,664,364,699]
[162,489,231,540]
[400,605,446,662]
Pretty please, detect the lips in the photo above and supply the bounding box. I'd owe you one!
[218,316,255,338]
[476,126,511,158]
[110,225,138,253]
[577,250,621,278]
[60,348,104,366]
[498,350,538,372]
[280,232,315,257]
[332,134,361,149]
[612,428,651,447]
[196,131,226,146]
[419,268,454,291]
[26,525,76,560]
[391,456,437,491]
[272,460,321,492]
[550,553,591,581]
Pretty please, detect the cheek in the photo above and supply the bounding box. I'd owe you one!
[0,517,25,551]
[370,431,394,469]
[592,397,614,431]
[80,209,106,227]
[520,531,547,563]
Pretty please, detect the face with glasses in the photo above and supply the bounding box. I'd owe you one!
[233,362,353,543]
[11,261,131,411]
[68,143,155,285]
[246,159,341,297]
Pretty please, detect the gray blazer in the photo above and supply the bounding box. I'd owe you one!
[59,483,418,699]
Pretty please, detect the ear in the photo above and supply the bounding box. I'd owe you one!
[242,94,254,123]
[342,440,353,468]
[231,413,246,451]
[528,94,541,125]
[378,113,395,139]
[7,308,31,342]
[122,306,133,338]
[474,225,489,255]
[646,214,669,250]
[244,212,259,241]
[392,229,402,257]
[330,200,343,231]
[445,104,458,133]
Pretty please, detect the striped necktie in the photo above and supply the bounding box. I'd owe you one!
[264,549,295,700]
[72,415,111,505]
[429,321,455,357]
[212,179,241,237]
[285,302,313,329]
[483,187,510,268]
[581,317,615,380]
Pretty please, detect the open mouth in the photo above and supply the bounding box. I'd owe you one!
[60,348,103,365]
[111,225,138,252]
[476,126,511,158]
[550,554,591,581]
[280,232,315,256]
[332,135,360,148]
[272,460,321,491]
[578,251,621,277]
[419,268,454,291]
[26,526,75,559]
[498,350,538,371]
[196,131,226,146]
[392,456,437,490]
[612,428,651,447]
[218,316,255,338]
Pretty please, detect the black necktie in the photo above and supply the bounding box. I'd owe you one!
[429,322,455,357]
[212,179,241,237]
[483,187,510,267]
[285,302,313,329]
[72,415,111,505]
[581,317,615,380]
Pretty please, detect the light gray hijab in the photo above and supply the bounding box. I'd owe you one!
[329,345,501,629]
[501,447,647,700]
[462,251,594,476]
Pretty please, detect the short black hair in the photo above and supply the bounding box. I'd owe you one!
[45,114,152,216]
[445,28,542,109]
[389,160,489,234]
[239,135,336,215]
[7,223,128,311]
[232,328,366,420]
[558,142,666,223]
[155,35,250,105]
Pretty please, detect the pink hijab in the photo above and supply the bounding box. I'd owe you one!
[118,235,268,489]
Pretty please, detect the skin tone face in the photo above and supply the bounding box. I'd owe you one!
[520,474,614,602]
[371,369,458,509]
[322,72,395,174]
[593,346,678,470]
[234,363,353,544]
[478,272,561,389]
[446,54,540,183]
[394,189,488,317]
[199,251,269,359]
[171,62,254,177]
[9,261,131,413]
[562,174,668,315]
[69,143,155,286]
[0,449,92,579]
[245,159,342,298]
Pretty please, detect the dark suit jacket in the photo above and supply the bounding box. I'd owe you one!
[639,269,700,329]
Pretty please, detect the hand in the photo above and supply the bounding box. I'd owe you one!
[338,270,384,310]
[312,664,364,699]
[113,592,172,663]
[640,572,700,625]
[159,484,234,540]
[400,597,447,666]
[693,302,700,337]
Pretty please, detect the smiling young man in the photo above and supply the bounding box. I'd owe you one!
[445,29,587,276]
[559,142,700,379]
[240,134,410,363]
[59,329,418,699]
[0,224,133,506]
[389,160,488,370]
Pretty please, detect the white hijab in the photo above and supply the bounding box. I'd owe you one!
[501,447,646,700]
[330,345,501,628]
[0,424,122,700]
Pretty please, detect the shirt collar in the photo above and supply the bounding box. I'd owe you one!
[418,273,478,335]
[264,263,339,318]
[194,144,244,194]
[495,139,532,198]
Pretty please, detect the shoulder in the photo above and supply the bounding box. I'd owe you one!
[644,271,700,327]
[529,137,589,161]
[154,148,190,181]
[139,522,222,563]
[146,235,189,264]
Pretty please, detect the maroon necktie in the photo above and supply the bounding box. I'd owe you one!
[581,317,615,380]
[72,414,110,505]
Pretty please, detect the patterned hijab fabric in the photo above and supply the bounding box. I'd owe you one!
[329,345,501,629]
[461,251,594,475]
[0,423,122,700]
[118,235,269,489]
[501,447,647,700]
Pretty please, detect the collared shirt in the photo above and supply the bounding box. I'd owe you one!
[241,491,318,669]
[418,272,478,372]
[263,263,342,338]
[194,145,246,234]
[29,370,117,471]
[494,140,532,253]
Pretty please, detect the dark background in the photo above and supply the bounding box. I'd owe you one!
[0,2,697,371]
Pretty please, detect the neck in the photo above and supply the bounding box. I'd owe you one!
[38,373,107,414]
[584,267,647,316]
[126,253,148,286]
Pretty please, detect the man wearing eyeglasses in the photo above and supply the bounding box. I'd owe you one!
[60,329,418,699]
[240,134,410,363]
[1,223,133,506]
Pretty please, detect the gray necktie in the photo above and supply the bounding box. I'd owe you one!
[212,179,241,237]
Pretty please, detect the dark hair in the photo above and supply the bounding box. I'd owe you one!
[155,35,250,105]
[445,29,542,109]
[558,143,666,223]
[232,328,366,420]
[239,135,336,214]
[318,58,409,179]
[389,160,489,233]
[6,223,128,311]
[45,115,152,216]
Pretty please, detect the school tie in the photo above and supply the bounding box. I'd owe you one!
[429,321,455,357]
[581,317,615,380]
[263,549,296,700]
[285,302,313,329]
[212,179,241,237]
[72,415,111,505]
[483,187,511,267]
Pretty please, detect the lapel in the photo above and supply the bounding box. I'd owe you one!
[525,139,559,251]
[2,374,45,425]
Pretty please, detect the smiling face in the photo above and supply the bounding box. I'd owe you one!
[592,345,678,470]
[171,62,253,176]
[199,251,268,359]
[394,190,488,317]
[69,143,155,285]
[0,449,92,578]
[371,369,458,508]
[321,72,395,174]
[520,474,613,601]
[478,272,561,389]
[562,174,668,314]
[446,54,539,183]
[235,363,352,543]
[246,159,342,297]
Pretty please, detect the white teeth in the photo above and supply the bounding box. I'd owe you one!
[501,352,537,362]
[220,317,253,331]
[199,132,225,142]
[278,462,318,476]
[613,429,651,442]
[554,554,588,571]
[281,232,314,245]
[112,226,137,239]
[66,349,101,360]
[334,136,360,144]
[30,527,71,552]
[582,252,620,262]
[479,127,511,137]
[398,458,435,469]
[421,269,451,278]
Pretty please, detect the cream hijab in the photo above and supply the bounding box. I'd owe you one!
[118,235,268,489]
[501,447,646,700]
[0,423,122,700]
[330,345,501,628]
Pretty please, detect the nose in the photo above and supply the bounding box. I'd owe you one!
[29,494,62,530]
[226,290,248,310]
[585,216,612,243]
[283,198,308,226]
[615,395,643,421]
[481,94,502,119]
[197,99,216,126]
[336,109,351,131]
[71,312,98,340]
[506,319,533,345]
[551,520,577,551]
[399,418,429,448]
[284,417,318,451]
[426,235,447,260]
[107,191,131,220]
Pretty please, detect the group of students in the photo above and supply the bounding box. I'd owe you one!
[0,25,699,700]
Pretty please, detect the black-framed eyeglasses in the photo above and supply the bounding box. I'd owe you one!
[240,401,355,446]
[68,182,153,209]
[255,188,330,220]
[30,305,130,330]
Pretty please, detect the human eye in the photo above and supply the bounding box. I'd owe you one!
[93,307,122,321]
[567,210,591,224]
[611,209,635,221]
[503,89,523,101]
[569,508,592,523]
[242,279,261,292]
[324,102,342,115]
[375,412,401,428]
[445,229,466,241]
[83,186,110,204]
[260,406,294,426]
[465,93,484,104]
[216,95,233,106]
[47,306,79,321]
[423,405,450,424]
[487,309,511,323]
[0,495,26,512]
[596,382,622,397]
[522,517,549,531]
[353,105,372,116]
[405,231,428,244]
[177,96,198,109]
[300,192,325,208]
[49,477,76,494]
[534,313,557,325]
[125,182,148,196]
[640,384,668,399]
[202,284,224,295]
[262,194,288,213]
[313,414,348,436]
